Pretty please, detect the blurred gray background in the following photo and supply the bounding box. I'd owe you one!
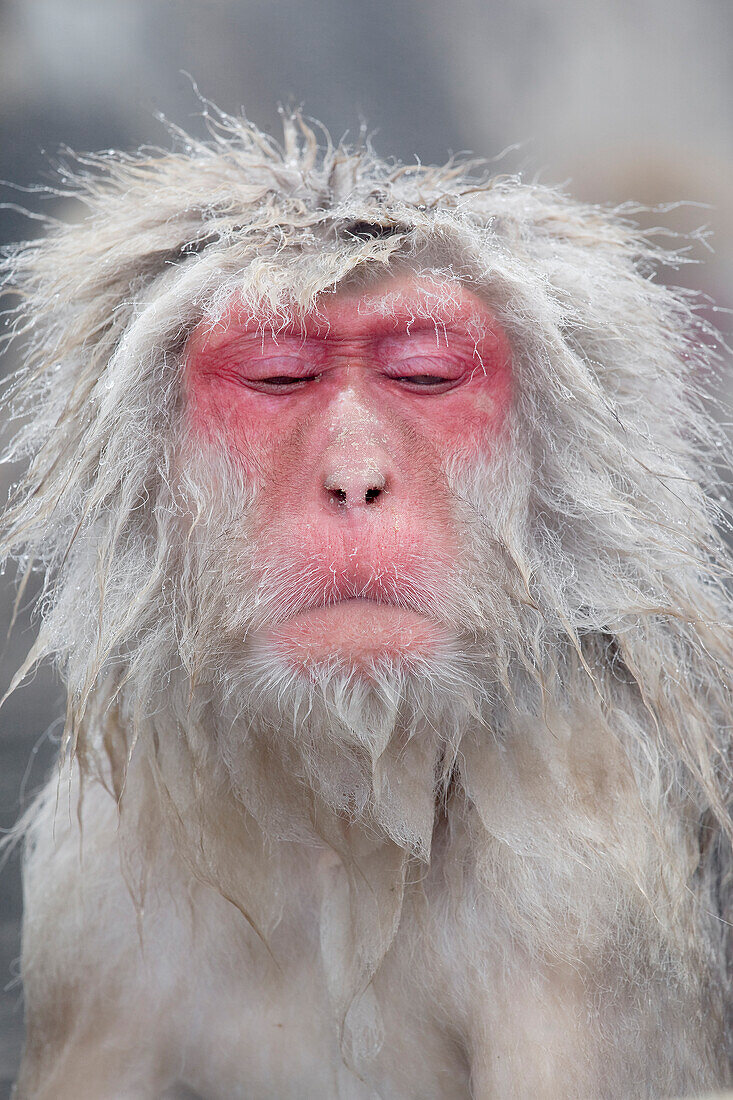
[0,0,731,1093]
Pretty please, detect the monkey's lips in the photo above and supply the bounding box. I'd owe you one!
[264,599,449,668]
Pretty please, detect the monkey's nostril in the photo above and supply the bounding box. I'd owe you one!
[323,467,388,508]
[326,484,384,507]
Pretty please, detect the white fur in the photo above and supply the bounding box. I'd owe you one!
[1,108,732,1098]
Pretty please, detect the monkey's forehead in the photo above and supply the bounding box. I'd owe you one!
[190,273,501,346]
[184,219,506,331]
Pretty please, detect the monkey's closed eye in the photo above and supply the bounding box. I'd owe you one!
[397,375,452,386]
[245,374,321,393]
[383,352,465,394]
[392,375,461,393]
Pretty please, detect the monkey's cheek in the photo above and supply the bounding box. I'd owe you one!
[259,600,453,671]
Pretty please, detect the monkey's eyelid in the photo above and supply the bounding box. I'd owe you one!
[242,354,315,375]
[391,375,462,391]
[396,374,450,382]
[243,374,323,391]
[263,374,320,384]
[384,354,465,376]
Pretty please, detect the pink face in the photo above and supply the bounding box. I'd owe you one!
[184,275,511,670]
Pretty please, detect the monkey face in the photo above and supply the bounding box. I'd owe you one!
[184,274,512,672]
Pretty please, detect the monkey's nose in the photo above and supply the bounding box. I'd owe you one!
[323,466,388,508]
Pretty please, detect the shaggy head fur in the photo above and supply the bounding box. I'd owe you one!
[2,108,733,1087]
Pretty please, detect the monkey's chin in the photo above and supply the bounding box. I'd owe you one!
[263,600,450,670]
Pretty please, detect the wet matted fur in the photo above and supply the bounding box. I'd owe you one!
[1,108,733,1098]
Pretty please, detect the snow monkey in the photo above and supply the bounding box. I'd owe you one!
[1,109,733,1100]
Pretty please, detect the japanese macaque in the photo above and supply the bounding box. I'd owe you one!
[1,110,733,1100]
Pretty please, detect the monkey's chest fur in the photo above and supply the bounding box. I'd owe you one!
[18,773,728,1100]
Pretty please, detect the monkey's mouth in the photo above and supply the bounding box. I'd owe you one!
[263,598,451,668]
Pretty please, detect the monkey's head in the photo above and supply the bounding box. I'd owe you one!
[183,273,510,667]
[1,110,731,872]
